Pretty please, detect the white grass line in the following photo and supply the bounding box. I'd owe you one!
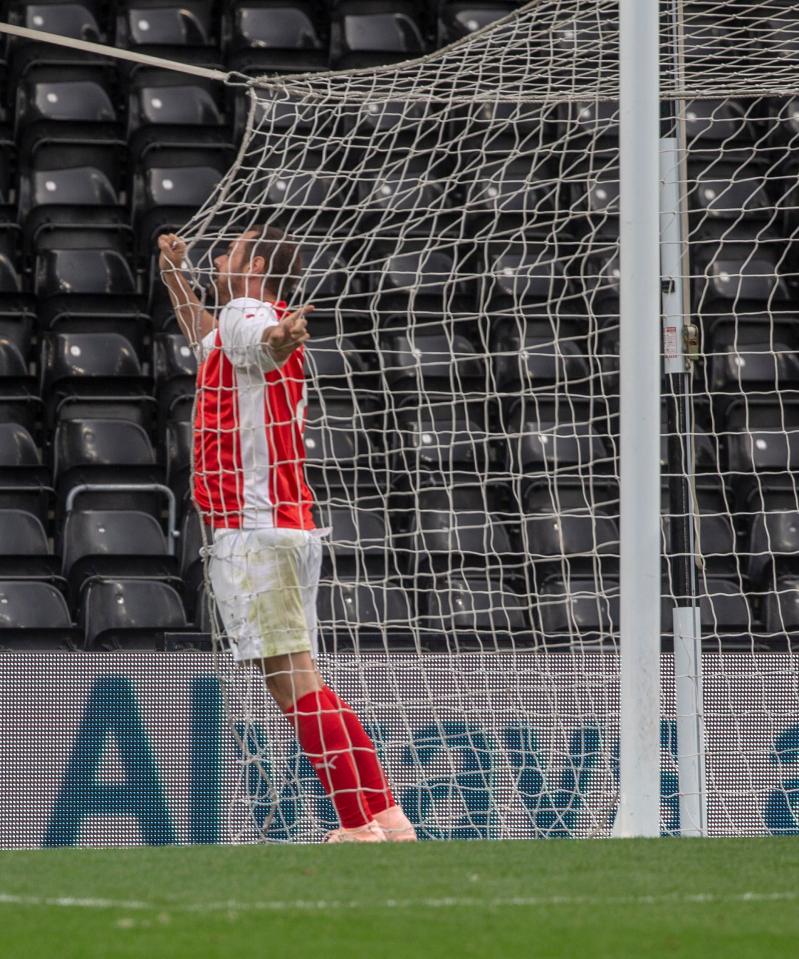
[0,890,796,914]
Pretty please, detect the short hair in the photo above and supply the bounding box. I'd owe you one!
[249,224,302,296]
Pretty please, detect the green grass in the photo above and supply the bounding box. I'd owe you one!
[0,838,797,959]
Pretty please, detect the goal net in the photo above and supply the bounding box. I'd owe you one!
[174,0,799,841]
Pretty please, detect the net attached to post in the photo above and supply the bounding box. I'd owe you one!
[171,0,799,841]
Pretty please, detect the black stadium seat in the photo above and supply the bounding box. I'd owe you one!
[420,570,531,648]
[119,1,215,47]
[0,422,52,522]
[61,508,179,606]
[537,574,620,645]
[16,68,117,129]
[127,70,224,132]
[0,509,61,584]
[331,1,426,69]
[53,418,165,521]
[0,580,78,649]
[79,578,188,650]
[40,333,154,427]
[17,1,106,43]
[388,404,491,487]
[439,2,517,44]
[227,1,328,75]
[317,577,414,649]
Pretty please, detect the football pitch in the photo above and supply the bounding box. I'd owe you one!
[0,837,797,959]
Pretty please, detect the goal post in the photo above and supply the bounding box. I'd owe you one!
[614,0,663,839]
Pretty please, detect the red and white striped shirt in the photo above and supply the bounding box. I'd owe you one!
[193,297,315,530]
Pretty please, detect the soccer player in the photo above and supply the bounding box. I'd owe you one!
[158,225,416,842]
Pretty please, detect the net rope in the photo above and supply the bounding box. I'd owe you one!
[169,0,799,840]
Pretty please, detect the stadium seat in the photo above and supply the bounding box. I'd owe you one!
[355,162,454,233]
[243,155,342,237]
[304,337,369,401]
[53,418,166,522]
[61,508,179,606]
[34,244,136,301]
[79,577,188,650]
[132,147,228,215]
[491,327,590,397]
[127,70,224,132]
[15,1,106,43]
[304,396,385,505]
[165,418,192,504]
[705,321,799,393]
[523,508,619,570]
[695,575,754,644]
[556,100,619,146]
[388,403,491,488]
[179,504,205,620]
[394,485,516,574]
[226,1,327,75]
[682,99,754,152]
[726,415,799,475]
[462,157,556,229]
[330,1,426,69]
[0,332,42,436]
[40,333,154,427]
[507,404,614,494]
[746,511,799,584]
[316,576,415,649]
[119,1,215,47]
[319,506,389,576]
[691,223,791,309]
[484,238,574,312]
[537,574,620,646]
[0,225,23,294]
[293,242,361,324]
[451,98,556,163]
[0,580,78,649]
[419,570,531,648]
[379,331,486,399]
[356,239,468,313]
[155,333,197,427]
[0,422,52,522]
[15,67,117,129]
[0,509,61,584]
[27,222,146,346]
[763,575,799,636]
[688,159,773,224]
[438,2,516,44]
[565,159,621,221]
[129,133,233,248]
[662,512,738,577]
[18,142,122,221]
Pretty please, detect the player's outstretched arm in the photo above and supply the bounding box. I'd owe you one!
[262,304,314,367]
[157,233,217,346]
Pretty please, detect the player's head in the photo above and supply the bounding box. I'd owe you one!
[212,224,302,305]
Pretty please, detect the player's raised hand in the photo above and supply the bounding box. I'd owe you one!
[264,304,314,364]
[158,233,187,272]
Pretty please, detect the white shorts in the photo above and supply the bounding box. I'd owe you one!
[207,527,323,662]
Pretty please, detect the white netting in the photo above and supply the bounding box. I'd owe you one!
[166,1,799,840]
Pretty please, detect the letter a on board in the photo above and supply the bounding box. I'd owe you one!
[44,676,176,846]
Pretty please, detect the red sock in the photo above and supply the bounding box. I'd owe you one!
[285,690,372,829]
[323,687,395,817]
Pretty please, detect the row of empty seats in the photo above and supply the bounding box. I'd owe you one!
[5,570,799,652]
[1,2,524,76]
